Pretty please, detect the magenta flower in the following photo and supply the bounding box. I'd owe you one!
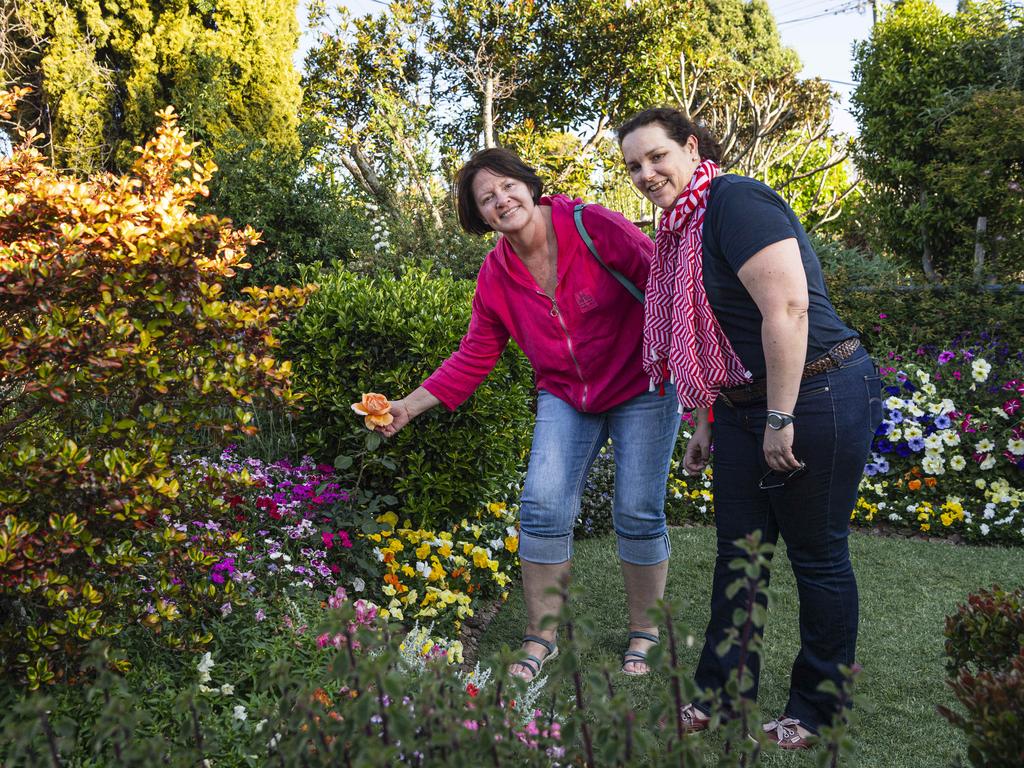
[938,350,955,364]
[1004,398,1021,416]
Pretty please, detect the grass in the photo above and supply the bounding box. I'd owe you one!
[478,526,1023,767]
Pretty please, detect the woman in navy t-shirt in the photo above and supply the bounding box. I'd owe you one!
[618,107,882,748]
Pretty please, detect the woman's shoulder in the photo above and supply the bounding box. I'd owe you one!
[707,174,788,218]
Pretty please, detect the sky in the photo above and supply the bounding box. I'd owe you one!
[766,0,960,135]
[307,0,964,137]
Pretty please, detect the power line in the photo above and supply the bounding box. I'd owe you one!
[778,0,869,25]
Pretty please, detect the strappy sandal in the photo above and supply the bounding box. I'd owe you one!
[509,634,558,682]
[621,630,660,676]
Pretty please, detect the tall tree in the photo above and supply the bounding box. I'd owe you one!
[852,0,1023,282]
[0,0,302,173]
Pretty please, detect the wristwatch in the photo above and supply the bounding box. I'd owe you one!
[766,411,795,430]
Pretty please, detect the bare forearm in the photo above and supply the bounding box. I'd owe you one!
[402,386,442,420]
[761,310,807,415]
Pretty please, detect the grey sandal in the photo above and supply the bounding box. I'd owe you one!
[621,630,660,676]
[510,634,559,681]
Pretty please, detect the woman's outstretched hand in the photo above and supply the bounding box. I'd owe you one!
[377,399,412,437]
[682,421,713,476]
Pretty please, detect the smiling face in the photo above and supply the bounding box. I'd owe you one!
[470,169,537,235]
[620,123,701,210]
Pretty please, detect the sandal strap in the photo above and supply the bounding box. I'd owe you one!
[622,650,649,662]
[517,655,541,675]
[522,634,556,655]
[628,630,660,644]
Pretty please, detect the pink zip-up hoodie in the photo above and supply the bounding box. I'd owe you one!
[422,194,654,413]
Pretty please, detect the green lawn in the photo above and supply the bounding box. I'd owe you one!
[478,527,1022,767]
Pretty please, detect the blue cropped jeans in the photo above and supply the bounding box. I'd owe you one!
[518,385,681,565]
[692,348,882,732]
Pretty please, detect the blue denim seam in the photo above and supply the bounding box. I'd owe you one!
[568,423,608,527]
[613,529,669,541]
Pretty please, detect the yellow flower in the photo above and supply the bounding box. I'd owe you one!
[488,502,506,515]
[462,543,474,556]
[401,565,416,578]
[438,543,453,558]
[503,535,519,553]
[472,548,490,569]
[378,511,398,529]
[415,543,431,560]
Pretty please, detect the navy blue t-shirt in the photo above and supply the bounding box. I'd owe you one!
[701,175,856,380]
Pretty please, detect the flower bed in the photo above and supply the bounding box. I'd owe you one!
[661,336,1023,544]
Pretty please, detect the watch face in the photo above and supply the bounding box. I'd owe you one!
[767,413,782,429]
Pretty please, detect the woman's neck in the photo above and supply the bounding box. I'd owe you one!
[504,205,552,262]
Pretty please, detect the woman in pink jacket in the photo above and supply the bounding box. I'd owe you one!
[380,149,681,681]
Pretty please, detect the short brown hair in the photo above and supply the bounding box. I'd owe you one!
[453,148,544,236]
[617,107,723,164]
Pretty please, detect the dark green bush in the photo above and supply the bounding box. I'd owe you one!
[280,265,535,528]
[939,586,1024,767]
[944,586,1024,675]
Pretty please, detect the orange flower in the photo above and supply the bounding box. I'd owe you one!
[351,393,393,429]
[908,479,922,491]
[312,688,333,707]
[383,573,400,588]
[924,477,937,488]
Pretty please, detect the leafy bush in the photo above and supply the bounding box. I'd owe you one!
[828,286,1024,357]
[0,88,308,688]
[939,586,1024,768]
[944,586,1024,674]
[280,265,535,528]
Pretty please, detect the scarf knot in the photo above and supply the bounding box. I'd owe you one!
[642,160,751,410]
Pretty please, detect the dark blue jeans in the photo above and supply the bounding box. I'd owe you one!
[693,348,882,732]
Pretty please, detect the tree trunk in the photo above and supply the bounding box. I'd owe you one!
[973,216,988,286]
[920,189,941,284]
[482,74,495,149]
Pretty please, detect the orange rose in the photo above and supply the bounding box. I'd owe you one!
[351,392,394,429]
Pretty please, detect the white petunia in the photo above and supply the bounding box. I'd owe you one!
[950,455,967,471]
[924,434,944,451]
[220,683,234,696]
[1008,438,1024,456]
[971,358,992,383]
[885,396,904,410]
[980,456,997,471]
[916,370,930,384]
[941,431,961,447]
[980,523,990,536]
[975,438,995,453]
[921,455,944,475]
[904,425,923,440]
[233,705,247,721]
[922,383,937,396]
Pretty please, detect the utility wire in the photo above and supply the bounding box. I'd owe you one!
[778,0,869,25]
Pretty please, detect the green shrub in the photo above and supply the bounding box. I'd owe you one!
[280,265,535,528]
[944,586,1024,675]
[940,586,1024,768]
[827,284,1024,356]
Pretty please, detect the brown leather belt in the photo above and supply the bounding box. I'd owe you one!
[717,337,862,407]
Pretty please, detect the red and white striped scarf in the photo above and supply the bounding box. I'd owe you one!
[642,159,751,409]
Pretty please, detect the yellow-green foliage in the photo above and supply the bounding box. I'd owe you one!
[8,0,301,171]
[0,87,309,689]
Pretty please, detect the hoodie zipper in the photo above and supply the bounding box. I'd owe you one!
[540,291,588,411]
